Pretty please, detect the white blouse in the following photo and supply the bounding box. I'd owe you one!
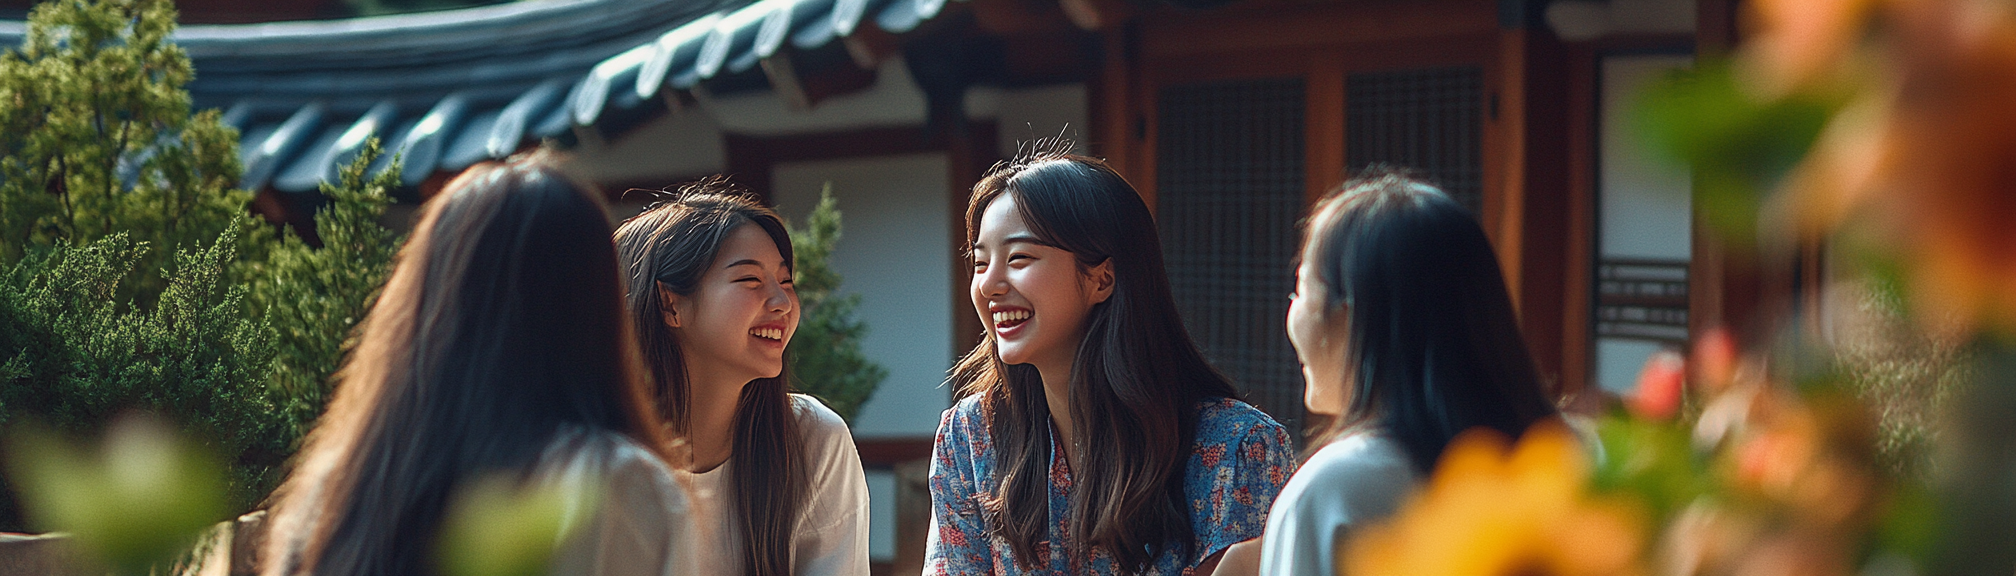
[539,427,695,576]
[683,394,871,576]
[1255,433,1417,576]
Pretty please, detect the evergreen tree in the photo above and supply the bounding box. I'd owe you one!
[786,186,885,422]
[0,0,401,528]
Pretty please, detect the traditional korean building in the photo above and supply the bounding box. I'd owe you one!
[3,0,1765,571]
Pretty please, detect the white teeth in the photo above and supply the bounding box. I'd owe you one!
[750,328,782,340]
[991,310,1031,325]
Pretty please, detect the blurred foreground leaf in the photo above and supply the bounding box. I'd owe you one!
[1632,62,1837,240]
[438,472,601,576]
[3,412,228,575]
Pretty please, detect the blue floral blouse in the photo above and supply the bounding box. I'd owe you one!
[925,395,1295,576]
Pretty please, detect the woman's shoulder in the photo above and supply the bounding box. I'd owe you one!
[1296,434,1416,490]
[1272,433,1416,528]
[1193,397,1287,441]
[788,394,862,460]
[940,393,989,434]
[790,394,852,435]
[540,427,677,479]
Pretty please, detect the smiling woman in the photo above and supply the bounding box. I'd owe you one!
[928,141,1296,576]
[613,184,870,576]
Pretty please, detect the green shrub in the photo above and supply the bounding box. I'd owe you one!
[786,187,886,422]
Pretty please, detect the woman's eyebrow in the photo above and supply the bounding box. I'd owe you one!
[723,259,762,270]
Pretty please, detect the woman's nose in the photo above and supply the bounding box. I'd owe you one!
[766,282,793,312]
[975,265,1008,298]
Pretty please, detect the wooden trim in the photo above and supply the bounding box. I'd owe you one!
[1132,44,1158,213]
[1559,43,1599,403]
[947,122,999,368]
[1090,24,1145,190]
[1137,0,1498,58]
[1512,26,1573,400]
[1486,29,1523,300]
[1305,61,1346,204]
[855,438,936,468]
[721,122,990,199]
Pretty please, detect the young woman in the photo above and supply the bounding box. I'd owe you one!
[612,185,869,576]
[261,153,688,576]
[927,146,1297,576]
[1248,169,1560,576]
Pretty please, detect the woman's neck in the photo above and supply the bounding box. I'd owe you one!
[684,369,746,474]
[1035,354,1077,470]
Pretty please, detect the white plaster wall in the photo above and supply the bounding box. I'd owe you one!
[565,106,729,184]
[703,57,930,135]
[1595,54,1695,393]
[771,153,955,438]
[980,83,1089,157]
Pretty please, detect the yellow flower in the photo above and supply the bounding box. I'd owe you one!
[1341,423,1646,576]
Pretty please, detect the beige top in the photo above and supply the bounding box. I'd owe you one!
[539,427,694,576]
[683,394,870,576]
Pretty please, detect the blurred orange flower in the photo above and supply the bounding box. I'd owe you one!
[1750,0,2016,335]
[1630,351,1687,421]
[1341,423,1645,576]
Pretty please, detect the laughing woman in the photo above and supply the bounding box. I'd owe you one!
[613,186,869,576]
[927,145,1297,576]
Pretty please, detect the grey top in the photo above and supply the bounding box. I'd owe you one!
[1256,433,1418,576]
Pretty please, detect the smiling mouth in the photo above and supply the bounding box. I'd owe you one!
[991,309,1031,330]
[750,328,784,340]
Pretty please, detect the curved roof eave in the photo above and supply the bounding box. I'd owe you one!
[0,0,958,195]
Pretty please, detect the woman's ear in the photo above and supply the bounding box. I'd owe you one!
[1085,258,1116,305]
[657,283,687,328]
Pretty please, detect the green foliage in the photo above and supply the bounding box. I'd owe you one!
[0,231,278,522]
[0,0,253,302]
[785,186,885,422]
[1632,61,1838,240]
[238,141,402,443]
[0,0,401,529]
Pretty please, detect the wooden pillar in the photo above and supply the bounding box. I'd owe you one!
[1515,25,1572,398]
[1493,0,1575,396]
[946,121,997,374]
[1559,43,1598,400]
[1089,21,1150,209]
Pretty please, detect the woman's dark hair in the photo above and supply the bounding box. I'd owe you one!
[262,152,666,576]
[1301,167,1558,472]
[951,145,1239,574]
[611,182,805,576]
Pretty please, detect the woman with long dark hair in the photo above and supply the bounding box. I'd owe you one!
[260,153,687,576]
[927,144,1296,576]
[1249,168,1560,576]
[612,184,868,576]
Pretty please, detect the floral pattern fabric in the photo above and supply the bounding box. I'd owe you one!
[925,396,1295,576]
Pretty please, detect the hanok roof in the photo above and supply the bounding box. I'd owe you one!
[0,0,954,194]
